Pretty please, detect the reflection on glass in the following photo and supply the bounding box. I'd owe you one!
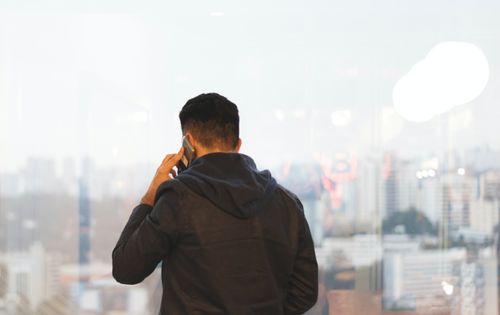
[1,1,499,314]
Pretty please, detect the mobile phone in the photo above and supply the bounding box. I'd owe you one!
[177,136,195,173]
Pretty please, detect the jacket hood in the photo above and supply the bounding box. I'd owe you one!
[175,152,277,219]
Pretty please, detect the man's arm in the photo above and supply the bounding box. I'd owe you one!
[284,198,319,315]
[111,202,167,284]
[112,148,184,284]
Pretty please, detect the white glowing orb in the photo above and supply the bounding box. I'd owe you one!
[393,42,489,122]
[441,280,454,296]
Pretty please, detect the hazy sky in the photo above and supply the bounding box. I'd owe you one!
[1,0,499,172]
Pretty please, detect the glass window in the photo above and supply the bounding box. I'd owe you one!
[1,1,499,314]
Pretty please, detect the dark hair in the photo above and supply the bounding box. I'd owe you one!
[179,93,239,150]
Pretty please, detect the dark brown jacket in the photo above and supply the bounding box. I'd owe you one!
[112,152,318,314]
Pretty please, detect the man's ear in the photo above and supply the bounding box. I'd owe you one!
[235,138,242,152]
[185,132,196,148]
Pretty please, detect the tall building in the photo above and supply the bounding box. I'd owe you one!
[464,170,500,237]
[469,199,499,236]
[384,243,498,315]
[416,175,442,224]
[0,242,62,312]
[441,172,477,235]
[383,248,466,312]
[78,157,92,284]
[383,154,398,217]
[382,154,419,218]
[355,157,383,231]
[479,170,500,201]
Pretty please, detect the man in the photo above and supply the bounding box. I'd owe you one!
[112,93,318,314]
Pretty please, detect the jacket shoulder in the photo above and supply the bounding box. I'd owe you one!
[153,178,185,206]
[275,183,305,214]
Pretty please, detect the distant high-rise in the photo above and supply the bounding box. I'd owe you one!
[441,172,476,231]
[355,157,383,231]
[0,242,62,312]
[479,170,500,201]
[416,172,442,224]
[383,154,398,217]
[78,157,92,283]
[383,248,466,312]
[382,154,418,217]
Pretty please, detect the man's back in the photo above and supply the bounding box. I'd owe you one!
[113,152,318,315]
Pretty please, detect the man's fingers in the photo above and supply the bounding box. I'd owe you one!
[161,154,176,164]
[168,147,185,165]
[176,146,184,158]
[162,147,184,163]
[158,147,185,172]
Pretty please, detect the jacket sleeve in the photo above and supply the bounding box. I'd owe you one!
[112,183,181,285]
[284,198,319,315]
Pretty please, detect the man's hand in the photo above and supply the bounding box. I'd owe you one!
[140,146,184,206]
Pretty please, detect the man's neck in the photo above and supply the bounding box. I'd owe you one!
[196,148,237,159]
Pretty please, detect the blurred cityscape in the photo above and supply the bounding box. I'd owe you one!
[0,145,499,314]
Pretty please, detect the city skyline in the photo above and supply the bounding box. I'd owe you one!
[2,146,500,314]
